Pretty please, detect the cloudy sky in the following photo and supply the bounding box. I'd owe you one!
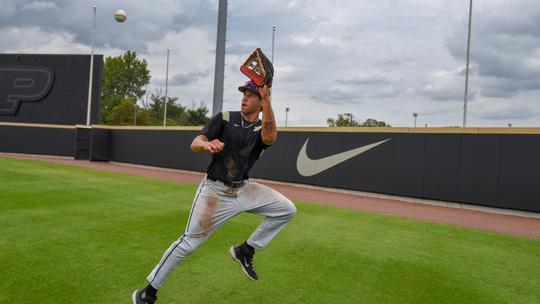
[1,0,540,127]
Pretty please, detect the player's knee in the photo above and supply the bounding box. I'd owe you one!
[283,199,297,218]
[173,235,204,258]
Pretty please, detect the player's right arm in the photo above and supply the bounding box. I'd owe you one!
[191,112,226,154]
[190,135,224,154]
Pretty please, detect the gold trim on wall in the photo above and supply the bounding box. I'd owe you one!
[2,122,540,134]
[0,122,75,129]
[276,127,540,134]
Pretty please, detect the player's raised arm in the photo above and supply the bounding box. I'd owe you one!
[259,85,277,145]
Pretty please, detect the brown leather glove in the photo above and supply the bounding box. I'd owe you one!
[240,48,274,88]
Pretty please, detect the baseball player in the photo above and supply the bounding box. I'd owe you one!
[132,81,297,304]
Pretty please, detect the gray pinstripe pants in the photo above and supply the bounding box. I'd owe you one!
[146,177,297,288]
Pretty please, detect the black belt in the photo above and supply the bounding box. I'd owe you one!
[207,176,247,188]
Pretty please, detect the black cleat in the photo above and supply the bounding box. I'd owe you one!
[229,245,258,281]
[132,288,157,304]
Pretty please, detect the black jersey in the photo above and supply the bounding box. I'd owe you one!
[200,111,271,182]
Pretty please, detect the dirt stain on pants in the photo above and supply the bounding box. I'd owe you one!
[198,196,219,236]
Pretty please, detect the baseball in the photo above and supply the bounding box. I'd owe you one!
[114,9,127,22]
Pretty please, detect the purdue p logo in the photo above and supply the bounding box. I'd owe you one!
[0,66,55,116]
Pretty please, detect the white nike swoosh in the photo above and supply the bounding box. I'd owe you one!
[296,138,390,177]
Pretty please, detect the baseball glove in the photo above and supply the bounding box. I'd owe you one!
[240,48,274,88]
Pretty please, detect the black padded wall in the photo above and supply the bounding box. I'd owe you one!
[0,54,102,125]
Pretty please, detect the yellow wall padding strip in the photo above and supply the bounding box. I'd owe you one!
[2,122,540,134]
[91,124,203,131]
[0,122,75,129]
[275,127,540,135]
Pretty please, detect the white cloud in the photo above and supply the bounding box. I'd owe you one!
[1,26,89,54]
[290,34,343,47]
[145,26,216,107]
[22,1,58,11]
[421,66,474,101]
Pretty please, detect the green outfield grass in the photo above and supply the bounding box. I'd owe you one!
[1,157,539,304]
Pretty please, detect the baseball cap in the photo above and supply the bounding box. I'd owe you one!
[238,80,261,98]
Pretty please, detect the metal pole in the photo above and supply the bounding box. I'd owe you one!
[86,6,96,126]
[463,0,473,127]
[285,107,289,126]
[413,113,418,127]
[271,25,276,63]
[212,0,227,116]
[163,48,170,126]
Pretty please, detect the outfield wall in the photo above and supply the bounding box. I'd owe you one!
[1,122,539,213]
[0,123,75,156]
[0,54,102,125]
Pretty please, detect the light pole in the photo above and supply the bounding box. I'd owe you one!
[285,107,290,126]
[270,25,276,98]
[86,5,96,126]
[412,112,418,127]
[271,25,276,63]
[163,48,170,126]
[463,0,473,127]
[212,0,227,115]
[134,102,137,125]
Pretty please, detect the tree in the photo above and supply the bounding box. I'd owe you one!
[186,101,210,126]
[105,98,152,126]
[327,113,360,127]
[148,93,186,125]
[327,113,391,127]
[146,93,210,126]
[360,118,391,127]
[101,51,151,123]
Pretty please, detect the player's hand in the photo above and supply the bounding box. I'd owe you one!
[258,85,271,102]
[205,139,225,154]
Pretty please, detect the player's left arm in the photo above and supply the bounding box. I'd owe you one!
[259,85,277,145]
